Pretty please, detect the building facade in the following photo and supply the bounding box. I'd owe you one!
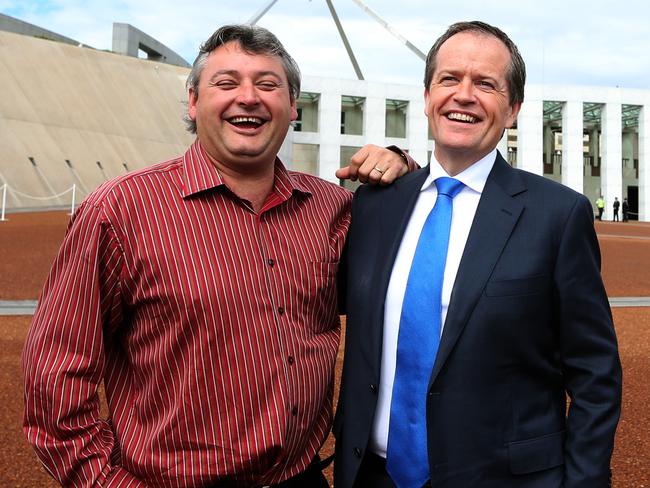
[282,76,649,222]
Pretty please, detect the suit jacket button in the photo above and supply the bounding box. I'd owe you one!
[370,384,377,393]
[354,447,362,458]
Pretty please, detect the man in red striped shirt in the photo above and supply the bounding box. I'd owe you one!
[22,25,410,487]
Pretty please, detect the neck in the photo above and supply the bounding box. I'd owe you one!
[207,154,276,213]
[434,148,492,176]
[222,169,275,212]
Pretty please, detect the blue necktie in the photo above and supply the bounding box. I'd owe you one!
[386,177,465,488]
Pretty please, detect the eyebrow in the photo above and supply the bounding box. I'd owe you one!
[437,69,501,84]
[207,69,284,82]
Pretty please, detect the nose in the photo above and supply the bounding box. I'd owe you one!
[236,82,260,106]
[453,78,475,104]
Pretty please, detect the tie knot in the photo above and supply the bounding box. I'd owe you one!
[435,177,464,198]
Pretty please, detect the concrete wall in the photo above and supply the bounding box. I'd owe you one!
[0,30,194,210]
[0,13,84,47]
[112,23,190,68]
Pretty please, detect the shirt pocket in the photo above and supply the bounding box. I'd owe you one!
[306,261,340,331]
[311,261,338,278]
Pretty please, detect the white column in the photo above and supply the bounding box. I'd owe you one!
[589,129,600,162]
[562,100,584,193]
[407,97,429,165]
[601,102,623,221]
[639,105,650,222]
[516,97,544,174]
[318,87,342,184]
[364,84,386,144]
[543,124,554,166]
[622,132,635,169]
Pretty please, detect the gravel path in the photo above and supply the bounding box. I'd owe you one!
[1,212,648,486]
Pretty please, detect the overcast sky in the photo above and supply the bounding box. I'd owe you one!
[3,0,650,90]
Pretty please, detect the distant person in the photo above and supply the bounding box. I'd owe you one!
[622,197,630,221]
[21,24,410,487]
[335,20,622,488]
[596,195,605,220]
[613,197,620,221]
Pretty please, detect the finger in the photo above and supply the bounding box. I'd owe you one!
[358,153,390,183]
[335,166,358,182]
[350,147,372,181]
[384,153,409,177]
[362,164,386,185]
[377,165,397,186]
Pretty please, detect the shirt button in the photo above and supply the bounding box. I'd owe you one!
[277,306,284,315]
[288,356,294,365]
[267,258,275,266]
[292,406,298,416]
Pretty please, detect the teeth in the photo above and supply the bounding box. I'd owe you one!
[447,112,476,123]
[230,116,263,125]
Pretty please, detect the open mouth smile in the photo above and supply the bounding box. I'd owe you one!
[227,116,266,129]
[446,112,478,124]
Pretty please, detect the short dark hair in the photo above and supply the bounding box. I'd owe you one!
[184,24,301,133]
[423,21,526,106]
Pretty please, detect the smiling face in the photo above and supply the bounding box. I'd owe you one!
[188,41,298,174]
[424,31,521,175]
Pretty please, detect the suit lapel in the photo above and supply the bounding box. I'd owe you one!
[375,167,430,294]
[430,155,526,384]
[364,167,430,370]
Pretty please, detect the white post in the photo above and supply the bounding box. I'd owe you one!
[318,86,343,184]
[69,184,76,215]
[1,184,7,221]
[562,100,584,193]
[639,105,650,222]
[516,92,544,174]
[601,101,623,221]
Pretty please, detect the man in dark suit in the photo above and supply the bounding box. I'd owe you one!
[334,21,622,488]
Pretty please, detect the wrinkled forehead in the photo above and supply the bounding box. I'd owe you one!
[435,32,511,76]
[207,42,288,82]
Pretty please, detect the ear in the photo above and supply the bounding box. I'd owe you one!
[188,87,198,121]
[423,86,431,117]
[290,98,298,122]
[505,101,522,128]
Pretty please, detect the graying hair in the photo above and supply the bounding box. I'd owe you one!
[423,21,526,106]
[184,24,301,133]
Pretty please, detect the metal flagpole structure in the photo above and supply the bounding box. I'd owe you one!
[324,0,364,80]
[350,0,426,60]
[248,0,280,25]
[249,0,425,80]
[249,0,365,80]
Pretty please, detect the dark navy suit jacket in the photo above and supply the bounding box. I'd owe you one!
[334,152,622,487]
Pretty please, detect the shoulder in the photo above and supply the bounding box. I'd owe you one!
[510,166,588,206]
[288,170,352,201]
[83,156,184,209]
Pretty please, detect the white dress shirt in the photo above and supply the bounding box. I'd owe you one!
[368,149,497,457]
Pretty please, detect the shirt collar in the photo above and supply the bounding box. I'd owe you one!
[422,149,497,195]
[181,139,312,199]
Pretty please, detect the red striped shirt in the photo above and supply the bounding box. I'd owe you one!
[22,140,352,487]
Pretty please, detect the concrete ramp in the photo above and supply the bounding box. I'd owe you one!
[0,30,194,211]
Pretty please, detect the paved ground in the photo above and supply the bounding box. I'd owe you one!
[1,212,649,486]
